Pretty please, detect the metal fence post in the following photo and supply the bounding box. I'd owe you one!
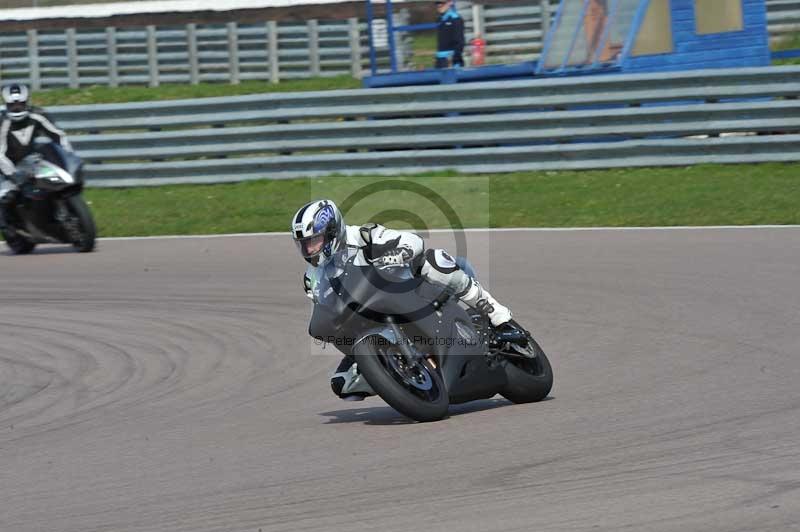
[227,22,241,85]
[540,0,552,38]
[348,17,362,79]
[107,27,119,87]
[186,23,199,85]
[268,20,280,83]
[66,28,79,89]
[147,25,159,88]
[472,4,485,39]
[27,30,41,90]
[308,19,321,77]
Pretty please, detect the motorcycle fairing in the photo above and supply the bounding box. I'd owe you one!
[308,256,508,404]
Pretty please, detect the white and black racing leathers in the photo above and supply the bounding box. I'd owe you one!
[304,222,512,326]
[0,108,72,203]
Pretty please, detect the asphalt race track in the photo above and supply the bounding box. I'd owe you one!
[1,228,799,532]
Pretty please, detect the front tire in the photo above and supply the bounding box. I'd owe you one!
[353,336,449,422]
[500,337,553,404]
[64,195,96,253]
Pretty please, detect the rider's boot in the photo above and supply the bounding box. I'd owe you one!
[330,355,375,401]
[460,280,528,344]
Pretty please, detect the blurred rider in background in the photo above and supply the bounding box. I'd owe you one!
[0,83,73,230]
[435,0,465,68]
[292,199,528,401]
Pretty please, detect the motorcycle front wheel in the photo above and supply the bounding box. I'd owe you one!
[353,336,449,422]
[64,195,96,253]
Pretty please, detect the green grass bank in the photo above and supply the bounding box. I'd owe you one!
[32,76,361,107]
[84,163,800,237]
[16,37,800,238]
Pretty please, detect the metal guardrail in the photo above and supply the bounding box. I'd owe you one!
[0,2,551,85]
[0,18,402,89]
[768,0,800,40]
[38,66,800,187]
[465,0,557,63]
[1,0,797,88]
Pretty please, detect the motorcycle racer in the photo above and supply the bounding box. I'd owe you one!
[292,199,527,401]
[0,83,73,230]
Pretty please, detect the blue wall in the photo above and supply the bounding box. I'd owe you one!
[623,0,770,72]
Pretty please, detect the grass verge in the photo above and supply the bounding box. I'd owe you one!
[773,33,800,65]
[83,163,800,238]
[32,76,362,107]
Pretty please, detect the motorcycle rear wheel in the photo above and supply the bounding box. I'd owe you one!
[353,336,449,422]
[500,337,553,404]
[2,228,36,255]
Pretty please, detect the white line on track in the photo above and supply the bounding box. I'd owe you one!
[98,225,800,241]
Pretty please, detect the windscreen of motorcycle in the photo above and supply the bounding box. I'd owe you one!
[308,250,348,304]
[34,160,74,186]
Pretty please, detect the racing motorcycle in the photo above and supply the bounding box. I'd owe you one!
[1,142,96,254]
[307,249,553,422]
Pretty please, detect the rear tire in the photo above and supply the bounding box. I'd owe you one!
[2,228,36,255]
[353,336,449,422]
[65,195,96,253]
[500,337,553,404]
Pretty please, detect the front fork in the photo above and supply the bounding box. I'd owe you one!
[54,199,82,243]
[385,317,422,361]
[385,316,442,371]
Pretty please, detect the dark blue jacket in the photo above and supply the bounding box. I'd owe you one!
[436,8,465,66]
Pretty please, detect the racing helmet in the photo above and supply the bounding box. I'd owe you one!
[292,199,346,266]
[2,83,30,122]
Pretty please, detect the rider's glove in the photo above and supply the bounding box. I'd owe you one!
[375,246,413,267]
[303,272,314,300]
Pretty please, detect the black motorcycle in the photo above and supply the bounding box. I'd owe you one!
[308,250,553,422]
[1,142,96,254]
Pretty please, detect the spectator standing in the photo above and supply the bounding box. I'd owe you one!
[585,0,615,63]
[435,0,465,68]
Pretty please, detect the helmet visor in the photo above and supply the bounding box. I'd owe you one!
[296,232,326,259]
[6,102,27,114]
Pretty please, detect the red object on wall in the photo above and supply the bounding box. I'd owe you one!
[470,36,486,66]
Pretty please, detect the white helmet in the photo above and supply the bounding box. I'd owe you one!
[292,199,346,266]
[2,83,30,122]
